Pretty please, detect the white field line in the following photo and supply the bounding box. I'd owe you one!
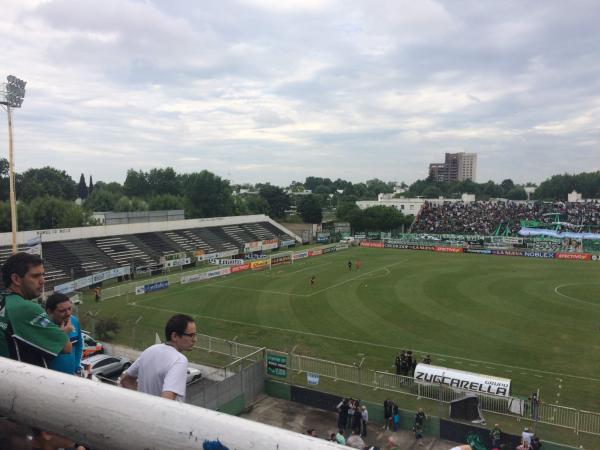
[130,302,600,384]
[205,260,403,298]
[553,283,600,306]
[206,284,307,297]
[307,261,404,297]
[287,262,332,275]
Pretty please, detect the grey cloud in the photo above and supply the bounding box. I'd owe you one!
[1,0,599,187]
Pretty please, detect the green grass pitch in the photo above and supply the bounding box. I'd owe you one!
[83,247,600,412]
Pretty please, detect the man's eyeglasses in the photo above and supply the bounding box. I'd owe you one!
[182,332,197,338]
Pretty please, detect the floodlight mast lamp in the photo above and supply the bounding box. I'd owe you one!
[1,75,27,254]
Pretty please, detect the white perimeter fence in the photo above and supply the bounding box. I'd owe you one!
[196,334,600,437]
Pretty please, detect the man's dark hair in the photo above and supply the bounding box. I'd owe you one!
[1,252,44,288]
[45,292,71,312]
[165,314,194,342]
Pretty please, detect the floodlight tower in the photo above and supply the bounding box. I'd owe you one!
[1,75,26,253]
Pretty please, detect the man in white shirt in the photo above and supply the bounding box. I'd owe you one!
[121,314,197,401]
[521,427,534,446]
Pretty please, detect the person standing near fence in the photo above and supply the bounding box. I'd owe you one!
[413,407,427,444]
[490,423,502,448]
[121,314,196,401]
[360,405,368,438]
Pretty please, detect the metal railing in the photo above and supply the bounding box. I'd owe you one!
[196,333,262,360]
[151,332,600,437]
[284,353,598,436]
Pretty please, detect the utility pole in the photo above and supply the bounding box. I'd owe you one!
[1,75,26,253]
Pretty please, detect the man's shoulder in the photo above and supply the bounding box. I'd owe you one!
[141,343,186,359]
[4,293,43,315]
[139,343,166,356]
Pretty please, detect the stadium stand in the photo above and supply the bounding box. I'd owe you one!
[0,215,298,290]
[254,221,297,241]
[92,236,156,268]
[222,224,258,248]
[413,200,600,235]
[0,244,70,286]
[133,232,183,257]
[164,229,216,254]
[43,240,116,279]
[195,227,240,253]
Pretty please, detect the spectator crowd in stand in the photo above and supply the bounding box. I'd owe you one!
[414,200,600,235]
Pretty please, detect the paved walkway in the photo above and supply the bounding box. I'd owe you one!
[241,396,461,449]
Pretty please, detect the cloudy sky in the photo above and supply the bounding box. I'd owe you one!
[1,0,599,187]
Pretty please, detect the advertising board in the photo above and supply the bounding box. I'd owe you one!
[465,249,492,254]
[250,260,269,270]
[165,257,191,268]
[209,258,245,266]
[135,280,169,295]
[244,241,262,252]
[434,246,463,253]
[359,241,384,248]
[231,263,250,273]
[197,252,218,261]
[293,251,308,260]
[181,272,208,284]
[522,251,555,259]
[206,268,231,278]
[55,266,131,293]
[267,354,287,378]
[555,253,591,260]
[414,364,511,397]
[262,239,279,250]
[271,254,292,266]
[491,249,524,257]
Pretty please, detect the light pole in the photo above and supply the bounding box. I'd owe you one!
[1,75,26,253]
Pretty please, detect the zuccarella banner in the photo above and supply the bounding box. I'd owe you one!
[414,363,511,397]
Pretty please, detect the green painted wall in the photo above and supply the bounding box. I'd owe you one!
[218,394,245,416]
[362,400,384,423]
[265,379,292,401]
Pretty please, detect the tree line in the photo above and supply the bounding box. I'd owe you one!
[403,172,600,201]
[0,159,597,233]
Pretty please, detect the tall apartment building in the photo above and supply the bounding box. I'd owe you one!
[428,152,477,182]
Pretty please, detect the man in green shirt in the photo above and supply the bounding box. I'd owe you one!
[0,252,71,367]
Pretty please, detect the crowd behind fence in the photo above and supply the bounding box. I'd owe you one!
[192,334,600,437]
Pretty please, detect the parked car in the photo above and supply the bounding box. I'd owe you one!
[81,331,103,358]
[81,354,131,379]
[187,367,202,385]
